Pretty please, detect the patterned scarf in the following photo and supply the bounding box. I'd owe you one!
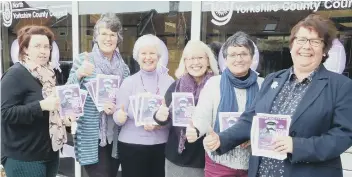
[175,71,214,153]
[91,44,124,147]
[21,57,67,152]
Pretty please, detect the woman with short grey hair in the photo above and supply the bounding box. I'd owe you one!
[186,31,264,177]
[66,13,130,177]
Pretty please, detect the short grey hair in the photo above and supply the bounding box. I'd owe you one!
[132,34,162,62]
[93,13,123,44]
[222,31,255,59]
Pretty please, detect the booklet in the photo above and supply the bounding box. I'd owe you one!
[96,74,120,111]
[56,84,83,118]
[139,94,164,126]
[172,92,195,127]
[219,112,242,132]
[251,113,291,160]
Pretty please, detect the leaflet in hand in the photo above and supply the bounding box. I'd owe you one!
[219,112,242,132]
[79,89,88,116]
[84,79,97,104]
[172,92,195,127]
[96,74,120,111]
[251,113,291,160]
[56,84,83,118]
[130,93,163,126]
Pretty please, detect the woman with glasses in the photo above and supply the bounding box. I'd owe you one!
[186,32,264,177]
[1,25,65,177]
[202,14,352,177]
[153,40,220,177]
[66,13,130,177]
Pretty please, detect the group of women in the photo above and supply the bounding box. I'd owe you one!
[1,12,352,177]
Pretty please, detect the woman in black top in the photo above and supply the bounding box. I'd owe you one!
[1,25,67,177]
[154,40,219,177]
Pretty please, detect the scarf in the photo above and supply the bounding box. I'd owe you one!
[213,68,259,133]
[91,43,124,147]
[21,58,67,152]
[175,71,214,153]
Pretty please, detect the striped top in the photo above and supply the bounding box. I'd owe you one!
[66,52,130,165]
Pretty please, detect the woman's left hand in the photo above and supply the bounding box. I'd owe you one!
[103,102,117,115]
[272,136,293,154]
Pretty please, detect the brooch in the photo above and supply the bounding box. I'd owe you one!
[271,81,278,89]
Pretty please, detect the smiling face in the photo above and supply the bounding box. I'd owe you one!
[184,47,210,78]
[96,28,118,57]
[24,34,51,66]
[225,46,253,77]
[290,27,324,73]
[138,45,159,72]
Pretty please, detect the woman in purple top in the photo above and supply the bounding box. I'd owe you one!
[113,34,174,177]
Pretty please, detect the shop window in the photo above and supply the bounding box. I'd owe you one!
[78,1,192,77]
[201,1,352,78]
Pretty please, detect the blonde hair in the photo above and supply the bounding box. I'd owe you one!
[175,40,220,79]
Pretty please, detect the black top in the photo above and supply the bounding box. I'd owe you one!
[154,81,205,168]
[1,63,58,163]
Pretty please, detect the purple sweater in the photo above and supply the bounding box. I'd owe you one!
[113,69,174,145]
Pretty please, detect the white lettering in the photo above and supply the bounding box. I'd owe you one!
[313,1,321,12]
[11,2,23,9]
[32,11,48,18]
[282,2,291,11]
[325,1,333,9]
[13,12,31,19]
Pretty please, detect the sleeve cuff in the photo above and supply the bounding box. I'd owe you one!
[153,111,169,126]
[31,101,44,118]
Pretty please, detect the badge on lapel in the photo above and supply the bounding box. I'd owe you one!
[271,81,278,89]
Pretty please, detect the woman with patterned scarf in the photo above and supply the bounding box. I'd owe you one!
[1,25,67,177]
[153,40,220,177]
[186,32,264,177]
[66,13,130,177]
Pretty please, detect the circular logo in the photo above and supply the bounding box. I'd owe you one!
[2,1,13,27]
[210,1,234,26]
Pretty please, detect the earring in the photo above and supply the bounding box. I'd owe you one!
[323,54,326,57]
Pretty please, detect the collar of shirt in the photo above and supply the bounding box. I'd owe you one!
[288,66,319,84]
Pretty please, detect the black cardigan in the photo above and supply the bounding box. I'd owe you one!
[154,81,205,168]
[1,63,58,163]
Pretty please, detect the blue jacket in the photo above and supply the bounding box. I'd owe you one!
[217,66,352,177]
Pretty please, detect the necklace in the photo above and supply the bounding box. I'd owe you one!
[140,73,160,95]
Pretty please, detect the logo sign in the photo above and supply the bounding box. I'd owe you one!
[1,1,68,27]
[209,1,234,26]
[2,1,13,27]
[206,1,352,27]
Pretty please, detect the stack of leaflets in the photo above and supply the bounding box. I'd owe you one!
[218,112,242,132]
[251,113,292,160]
[130,93,164,126]
[171,92,195,127]
[56,84,84,118]
[84,74,120,112]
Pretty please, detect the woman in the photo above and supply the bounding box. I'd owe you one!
[154,40,220,177]
[66,13,130,177]
[113,34,174,177]
[186,32,264,177]
[1,25,65,177]
[204,14,352,177]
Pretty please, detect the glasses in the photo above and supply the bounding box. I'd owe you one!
[99,32,118,39]
[185,57,207,62]
[227,53,250,60]
[294,37,324,47]
[30,44,52,51]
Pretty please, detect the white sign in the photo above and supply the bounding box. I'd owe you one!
[206,1,352,26]
[2,1,68,27]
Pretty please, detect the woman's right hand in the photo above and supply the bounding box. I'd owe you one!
[155,99,169,122]
[77,52,94,79]
[40,94,60,111]
[115,104,128,124]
